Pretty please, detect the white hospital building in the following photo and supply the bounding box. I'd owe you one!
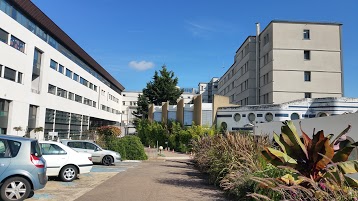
[0,0,125,139]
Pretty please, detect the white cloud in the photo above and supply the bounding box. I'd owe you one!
[128,60,155,71]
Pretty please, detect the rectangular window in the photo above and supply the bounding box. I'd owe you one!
[50,59,57,70]
[33,48,42,70]
[48,84,56,94]
[123,101,125,105]
[93,101,97,108]
[4,67,16,81]
[93,85,97,91]
[80,77,88,86]
[84,98,89,105]
[58,64,64,74]
[101,105,106,110]
[89,82,93,89]
[10,35,25,53]
[17,72,22,84]
[303,29,310,40]
[275,113,289,117]
[65,69,72,78]
[304,71,311,82]
[57,88,67,98]
[73,73,79,81]
[304,50,310,60]
[0,28,9,43]
[305,92,312,98]
[68,92,74,100]
[75,95,82,103]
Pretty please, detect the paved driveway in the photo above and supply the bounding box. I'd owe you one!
[27,161,140,201]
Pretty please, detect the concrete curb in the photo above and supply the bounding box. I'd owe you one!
[121,160,142,163]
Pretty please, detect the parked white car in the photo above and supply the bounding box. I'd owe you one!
[60,140,121,166]
[39,141,93,182]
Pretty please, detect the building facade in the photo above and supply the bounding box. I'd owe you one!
[218,21,343,105]
[199,77,219,103]
[0,0,124,139]
[216,97,358,132]
[121,91,141,126]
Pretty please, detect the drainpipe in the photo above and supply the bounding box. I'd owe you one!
[255,23,260,105]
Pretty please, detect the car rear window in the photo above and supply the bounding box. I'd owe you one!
[31,141,42,157]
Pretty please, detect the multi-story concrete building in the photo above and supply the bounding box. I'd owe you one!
[0,0,124,139]
[218,20,343,105]
[179,88,199,104]
[121,91,141,126]
[199,77,219,103]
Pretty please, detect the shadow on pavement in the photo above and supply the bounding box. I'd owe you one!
[156,160,229,200]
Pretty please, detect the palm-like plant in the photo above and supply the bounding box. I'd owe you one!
[262,121,358,186]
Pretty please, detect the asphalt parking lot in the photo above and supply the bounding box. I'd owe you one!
[27,161,141,201]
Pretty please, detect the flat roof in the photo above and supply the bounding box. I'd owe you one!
[271,20,342,26]
[12,0,125,93]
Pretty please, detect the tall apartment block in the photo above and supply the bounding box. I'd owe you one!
[218,20,343,105]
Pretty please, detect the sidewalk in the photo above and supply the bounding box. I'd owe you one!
[75,159,227,201]
[145,147,193,160]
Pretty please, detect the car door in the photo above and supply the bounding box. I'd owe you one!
[84,142,102,163]
[40,143,69,176]
[0,139,11,177]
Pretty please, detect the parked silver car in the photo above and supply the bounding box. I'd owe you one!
[60,140,121,166]
[0,135,47,201]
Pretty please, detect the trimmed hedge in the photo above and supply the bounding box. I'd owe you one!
[107,135,148,160]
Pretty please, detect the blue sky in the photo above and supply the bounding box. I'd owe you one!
[32,0,358,97]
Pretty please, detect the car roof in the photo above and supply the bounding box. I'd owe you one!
[0,134,36,142]
[60,139,94,143]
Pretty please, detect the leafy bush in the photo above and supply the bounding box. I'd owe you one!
[136,119,217,153]
[107,136,148,160]
[248,121,358,200]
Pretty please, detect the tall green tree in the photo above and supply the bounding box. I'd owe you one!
[133,94,149,119]
[134,65,183,118]
[144,65,183,105]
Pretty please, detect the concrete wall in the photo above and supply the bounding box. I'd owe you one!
[255,113,358,141]
[212,95,237,125]
[162,102,168,124]
[193,95,202,125]
[176,99,184,126]
[148,104,154,122]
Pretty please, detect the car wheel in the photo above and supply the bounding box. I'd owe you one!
[102,155,113,166]
[59,165,78,182]
[0,177,31,201]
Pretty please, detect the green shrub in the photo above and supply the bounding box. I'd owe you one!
[107,136,147,160]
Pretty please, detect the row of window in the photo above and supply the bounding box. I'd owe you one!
[108,93,119,103]
[219,60,249,91]
[101,104,120,115]
[50,59,97,92]
[122,101,137,106]
[0,65,23,84]
[0,0,116,90]
[48,84,97,108]
[0,28,25,53]
[229,111,324,124]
